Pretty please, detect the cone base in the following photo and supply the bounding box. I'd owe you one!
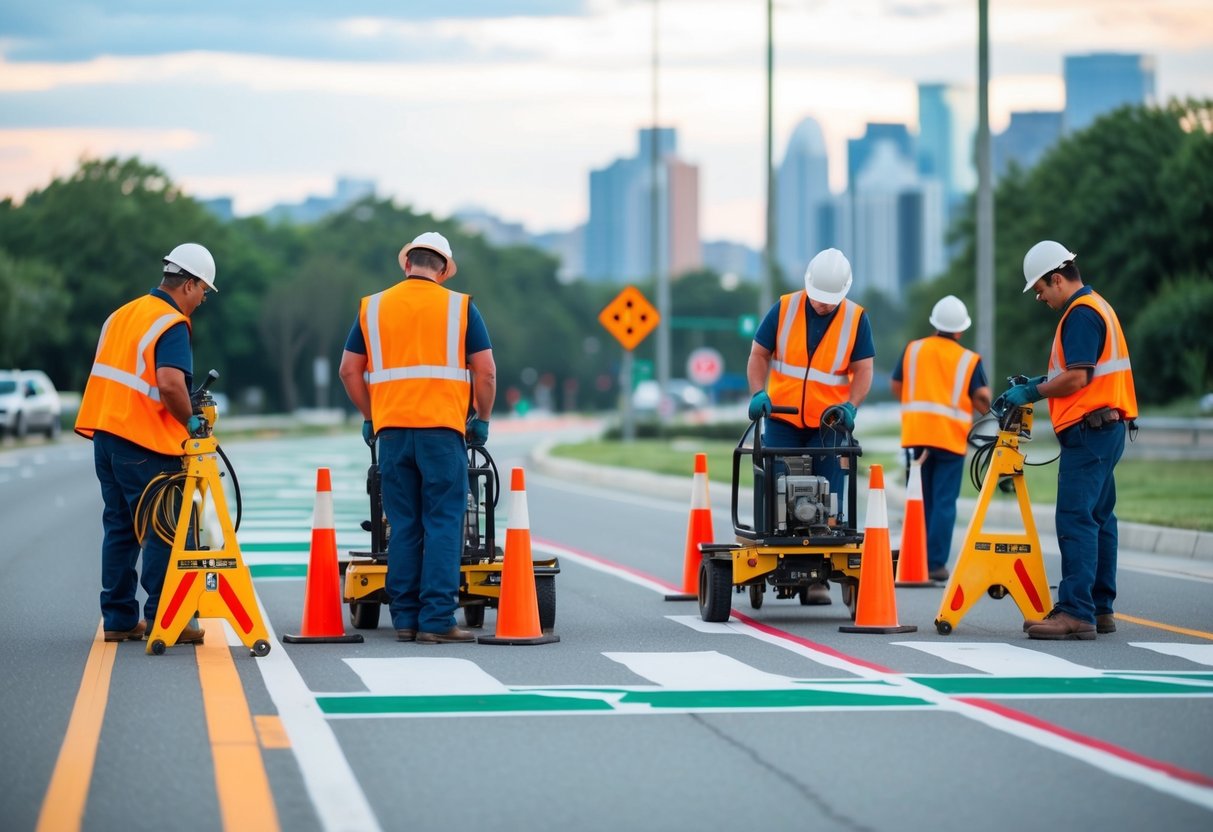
[663,592,697,601]
[282,633,365,643]
[478,632,560,646]
[894,580,937,588]
[838,624,918,634]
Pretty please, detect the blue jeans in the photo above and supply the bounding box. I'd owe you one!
[1054,420,1125,623]
[94,431,188,631]
[378,427,467,633]
[907,447,965,571]
[762,419,853,524]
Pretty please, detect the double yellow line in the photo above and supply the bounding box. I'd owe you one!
[37,620,283,832]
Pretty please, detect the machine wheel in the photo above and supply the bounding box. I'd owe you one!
[841,580,859,621]
[251,639,271,657]
[463,603,486,629]
[150,639,166,655]
[698,558,733,623]
[748,583,764,610]
[935,619,953,636]
[536,575,556,630]
[349,601,381,630]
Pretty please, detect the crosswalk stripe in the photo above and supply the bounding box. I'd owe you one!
[344,658,508,695]
[604,651,796,689]
[1130,643,1213,666]
[894,642,1103,677]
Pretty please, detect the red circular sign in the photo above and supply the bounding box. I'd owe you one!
[686,347,724,386]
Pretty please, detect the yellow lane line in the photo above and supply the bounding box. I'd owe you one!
[36,621,116,832]
[195,619,280,832]
[254,715,291,749]
[1118,613,1213,641]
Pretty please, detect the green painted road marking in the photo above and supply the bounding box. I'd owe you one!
[318,693,614,715]
[616,688,931,709]
[242,542,309,552]
[249,564,307,579]
[913,674,1213,697]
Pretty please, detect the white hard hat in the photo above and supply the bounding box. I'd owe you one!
[399,231,457,278]
[929,295,971,333]
[1022,240,1075,293]
[163,243,217,292]
[804,248,853,304]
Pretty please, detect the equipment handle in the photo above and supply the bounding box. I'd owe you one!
[770,405,798,415]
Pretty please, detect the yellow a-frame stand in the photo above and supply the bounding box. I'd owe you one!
[933,403,1053,635]
[147,433,271,657]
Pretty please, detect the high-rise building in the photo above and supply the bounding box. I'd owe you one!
[776,117,831,289]
[847,123,914,192]
[916,83,976,202]
[993,111,1063,178]
[584,127,701,282]
[1064,52,1156,134]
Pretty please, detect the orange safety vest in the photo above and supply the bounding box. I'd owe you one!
[767,292,864,429]
[359,279,470,433]
[75,294,191,455]
[1046,289,1137,433]
[899,336,980,455]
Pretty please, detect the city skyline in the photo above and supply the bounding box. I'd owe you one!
[1,1,1211,247]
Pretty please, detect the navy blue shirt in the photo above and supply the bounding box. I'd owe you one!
[890,334,989,394]
[151,288,193,389]
[754,298,875,363]
[344,297,491,356]
[1057,286,1106,371]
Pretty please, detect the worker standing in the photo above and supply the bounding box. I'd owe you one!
[998,240,1137,640]
[339,232,496,644]
[747,248,875,604]
[75,243,215,644]
[891,295,992,582]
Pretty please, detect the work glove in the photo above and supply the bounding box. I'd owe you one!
[748,391,772,421]
[361,419,375,447]
[837,401,857,431]
[186,414,204,436]
[466,416,489,448]
[999,376,1046,410]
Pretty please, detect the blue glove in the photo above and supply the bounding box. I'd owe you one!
[466,417,489,448]
[748,391,772,420]
[838,401,857,431]
[361,419,375,447]
[186,414,204,435]
[1001,379,1044,409]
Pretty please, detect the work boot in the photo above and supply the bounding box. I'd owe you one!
[1096,614,1116,634]
[416,627,476,644]
[803,582,832,606]
[1027,611,1095,641]
[395,628,417,642]
[176,624,206,645]
[928,566,949,582]
[104,620,148,642]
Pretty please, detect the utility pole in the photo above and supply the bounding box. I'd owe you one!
[760,0,776,315]
[976,0,996,380]
[652,0,671,421]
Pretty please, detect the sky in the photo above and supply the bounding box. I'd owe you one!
[1,1,1211,247]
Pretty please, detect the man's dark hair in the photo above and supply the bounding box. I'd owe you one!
[407,249,447,273]
[161,274,191,291]
[1057,261,1081,282]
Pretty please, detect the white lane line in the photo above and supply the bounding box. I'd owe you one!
[236,596,382,832]
[1130,643,1213,667]
[604,651,794,689]
[894,642,1104,677]
[665,614,747,634]
[344,658,508,695]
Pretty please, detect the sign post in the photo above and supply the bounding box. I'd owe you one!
[599,286,661,440]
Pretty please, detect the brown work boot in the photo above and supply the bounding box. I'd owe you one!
[416,627,476,644]
[1027,611,1095,640]
[104,620,148,642]
[1096,614,1116,634]
[803,582,832,606]
[176,624,206,645]
[928,566,950,582]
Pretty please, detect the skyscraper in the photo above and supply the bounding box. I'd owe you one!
[847,123,914,193]
[584,127,700,282]
[993,111,1063,178]
[776,117,831,289]
[916,83,976,203]
[1064,52,1156,134]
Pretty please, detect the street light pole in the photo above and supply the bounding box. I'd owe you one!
[976,0,996,380]
[652,0,671,421]
[761,0,776,315]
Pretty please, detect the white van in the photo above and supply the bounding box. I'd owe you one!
[0,370,62,439]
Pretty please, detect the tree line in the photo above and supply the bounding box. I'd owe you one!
[0,98,1209,415]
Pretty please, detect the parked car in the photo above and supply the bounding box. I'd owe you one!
[631,379,709,414]
[0,370,62,439]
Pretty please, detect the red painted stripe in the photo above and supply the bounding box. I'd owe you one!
[533,537,893,673]
[159,570,197,629]
[218,575,254,634]
[950,583,965,612]
[1014,558,1045,612]
[957,697,1213,789]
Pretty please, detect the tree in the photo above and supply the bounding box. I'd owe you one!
[0,250,68,368]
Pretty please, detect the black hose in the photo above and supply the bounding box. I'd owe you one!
[216,443,242,533]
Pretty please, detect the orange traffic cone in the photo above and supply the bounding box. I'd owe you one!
[479,468,559,645]
[284,468,363,644]
[895,459,933,587]
[665,453,713,601]
[840,464,917,634]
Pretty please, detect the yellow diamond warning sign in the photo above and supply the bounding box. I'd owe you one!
[598,286,660,351]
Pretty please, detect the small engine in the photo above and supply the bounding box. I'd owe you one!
[775,457,836,534]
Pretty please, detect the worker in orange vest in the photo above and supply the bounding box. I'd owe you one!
[75,243,215,645]
[747,248,875,604]
[1000,241,1138,640]
[340,232,496,644]
[891,295,992,582]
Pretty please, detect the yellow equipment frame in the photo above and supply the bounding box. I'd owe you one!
[146,432,271,656]
[933,403,1052,635]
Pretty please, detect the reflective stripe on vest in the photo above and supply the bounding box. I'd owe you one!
[770,294,857,386]
[364,290,470,386]
[87,313,183,402]
[1045,289,1138,433]
[768,293,862,428]
[900,337,978,454]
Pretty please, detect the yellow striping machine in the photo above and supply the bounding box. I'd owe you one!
[698,405,875,623]
[342,441,559,631]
